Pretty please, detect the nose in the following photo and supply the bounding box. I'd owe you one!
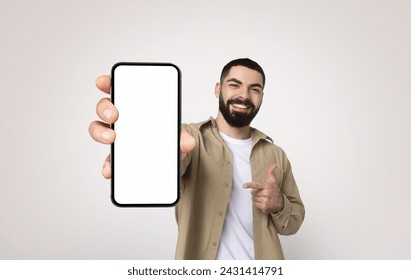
[237,87,251,100]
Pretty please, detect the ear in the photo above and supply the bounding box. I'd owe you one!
[215,82,221,98]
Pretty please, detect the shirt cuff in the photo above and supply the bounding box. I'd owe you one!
[270,194,291,229]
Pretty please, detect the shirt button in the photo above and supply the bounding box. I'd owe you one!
[218,211,224,216]
[212,242,217,247]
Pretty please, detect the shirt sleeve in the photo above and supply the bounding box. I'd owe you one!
[270,158,305,235]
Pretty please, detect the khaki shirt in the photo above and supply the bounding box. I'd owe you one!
[175,117,305,259]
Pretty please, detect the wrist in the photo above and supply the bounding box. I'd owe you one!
[270,195,285,214]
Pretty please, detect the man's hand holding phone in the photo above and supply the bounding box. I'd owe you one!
[88,74,195,182]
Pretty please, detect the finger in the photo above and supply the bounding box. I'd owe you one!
[266,163,278,184]
[251,191,267,199]
[251,189,270,198]
[88,120,116,144]
[251,189,259,196]
[96,75,111,94]
[96,98,119,124]
[243,182,264,190]
[102,154,111,179]
[254,200,273,213]
[181,130,196,154]
[253,201,267,212]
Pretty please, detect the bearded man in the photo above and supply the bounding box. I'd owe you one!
[89,58,305,260]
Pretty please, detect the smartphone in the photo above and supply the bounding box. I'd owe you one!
[110,62,181,207]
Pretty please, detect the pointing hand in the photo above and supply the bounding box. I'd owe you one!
[243,163,284,214]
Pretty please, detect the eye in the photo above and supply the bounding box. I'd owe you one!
[229,83,240,88]
[251,88,262,94]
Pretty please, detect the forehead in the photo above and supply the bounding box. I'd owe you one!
[223,66,263,85]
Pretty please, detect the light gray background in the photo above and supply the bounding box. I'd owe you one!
[1,0,410,259]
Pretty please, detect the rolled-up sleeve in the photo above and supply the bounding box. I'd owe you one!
[270,159,305,235]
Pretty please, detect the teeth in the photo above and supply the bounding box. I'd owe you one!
[233,104,248,109]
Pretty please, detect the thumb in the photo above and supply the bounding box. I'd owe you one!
[266,163,277,184]
[95,75,111,94]
[180,130,196,158]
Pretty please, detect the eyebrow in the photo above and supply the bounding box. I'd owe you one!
[226,78,263,90]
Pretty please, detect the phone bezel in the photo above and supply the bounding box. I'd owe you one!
[110,62,181,207]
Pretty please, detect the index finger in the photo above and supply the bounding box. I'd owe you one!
[96,75,111,94]
[243,182,264,190]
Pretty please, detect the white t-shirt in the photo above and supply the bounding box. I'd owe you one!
[216,131,254,260]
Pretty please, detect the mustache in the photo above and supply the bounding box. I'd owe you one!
[226,98,255,110]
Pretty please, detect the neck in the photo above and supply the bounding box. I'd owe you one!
[215,111,252,140]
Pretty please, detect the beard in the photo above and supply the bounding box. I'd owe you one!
[219,94,260,128]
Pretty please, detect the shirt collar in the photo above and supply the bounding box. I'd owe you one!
[200,116,274,144]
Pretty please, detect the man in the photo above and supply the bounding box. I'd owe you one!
[89,58,305,260]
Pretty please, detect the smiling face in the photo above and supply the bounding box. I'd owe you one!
[216,66,264,128]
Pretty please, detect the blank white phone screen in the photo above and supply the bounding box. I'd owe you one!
[111,63,180,206]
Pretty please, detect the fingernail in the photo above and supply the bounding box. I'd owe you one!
[103,109,113,120]
[102,131,110,141]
